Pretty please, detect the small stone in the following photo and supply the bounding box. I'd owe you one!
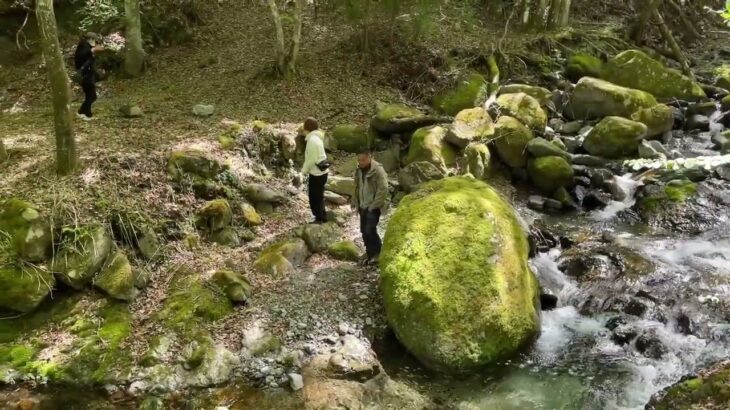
[120,104,143,118]
[528,195,545,210]
[337,293,347,302]
[359,294,368,300]
[192,104,215,117]
[338,323,349,335]
[265,375,275,384]
[323,336,338,345]
[288,373,304,391]
[365,317,373,326]
[544,198,563,210]
[685,114,710,131]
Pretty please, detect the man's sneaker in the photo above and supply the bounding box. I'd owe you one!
[76,113,92,121]
[358,254,369,266]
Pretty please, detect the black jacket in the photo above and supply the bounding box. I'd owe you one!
[74,39,95,77]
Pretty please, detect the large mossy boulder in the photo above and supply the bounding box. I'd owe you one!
[405,126,457,169]
[95,249,138,301]
[211,270,251,303]
[371,102,449,135]
[527,156,575,194]
[493,116,534,168]
[446,108,495,149]
[51,225,113,290]
[326,176,356,198]
[0,199,53,262]
[398,161,445,193]
[498,84,552,108]
[328,241,360,262]
[567,77,658,120]
[167,150,225,181]
[380,177,540,373]
[495,93,547,133]
[254,239,309,278]
[325,125,376,153]
[647,361,730,410]
[630,104,674,138]
[583,116,648,159]
[603,50,706,101]
[565,53,604,82]
[0,258,56,313]
[433,73,488,116]
[300,222,343,253]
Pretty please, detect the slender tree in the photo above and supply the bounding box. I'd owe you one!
[36,0,77,175]
[124,0,145,77]
[267,0,306,78]
[0,139,7,164]
[523,0,571,30]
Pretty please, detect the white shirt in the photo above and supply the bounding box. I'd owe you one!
[301,130,328,176]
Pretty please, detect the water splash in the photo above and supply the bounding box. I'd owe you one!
[592,174,643,221]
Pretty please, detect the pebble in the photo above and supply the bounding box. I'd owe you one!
[338,293,347,301]
[528,195,545,210]
[365,317,373,326]
[286,331,294,338]
[359,294,368,300]
[288,373,304,391]
[265,375,275,384]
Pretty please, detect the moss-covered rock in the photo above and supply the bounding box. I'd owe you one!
[0,199,53,262]
[398,161,445,193]
[301,222,343,253]
[630,104,674,138]
[526,137,571,160]
[495,93,547,133]
[433,73,488,116]
[715,65,730,90]
[325,125,376,153]
[326,176,356,198]
[527,156,575,194]
[157,270,232,334]
[647,361,730,410]
[493,116,534,168]
[464,143,490,180]
[110,211,160,262]
[405,126,457,169]
[499,84,552,108]
[567,77,658,120]
[167,150,225,181]
[446,108,495,149]
[240,202,262,226]
[52,225,113,290]
[95,249,137,301]
[722,95,730,112]
[638,179,697,214]
[209,227,240,248]
[371,103,433,135]
[211,270,251,303]
[254,239,309,278]
[603,50,706,101]
[565,53,604,82]
[328,241,360,262]
[195,199,232,232]
[241,184,287,205]
[0,259,55,313]
[583,116,648,159]
[381,177,539,373]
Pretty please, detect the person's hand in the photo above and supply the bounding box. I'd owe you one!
[92,45,105,54]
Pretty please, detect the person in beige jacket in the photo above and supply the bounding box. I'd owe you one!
[352,149,389,265]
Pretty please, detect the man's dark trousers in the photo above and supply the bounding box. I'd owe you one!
[79,74,97,117]
[359,208,381,258]
[308,173,328,222]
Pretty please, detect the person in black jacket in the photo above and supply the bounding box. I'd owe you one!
[74,33,104,120]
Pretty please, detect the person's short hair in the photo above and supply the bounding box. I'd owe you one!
[303,117,319,132]
[357,148,372,156]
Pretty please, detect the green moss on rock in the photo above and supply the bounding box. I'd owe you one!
[167,149,225,181]
[195,199,233,232]
[301,222,344,253]
[565,53,604,82]
[94,249,138,301]
[446,108,495,149]
[254,239,309,278]
[371,103,426,134]
[583,116,648,159]
[51,225,113,290]
[499,84,552,108]
[495,93,547,133]
[528,156,575,194]
[0,258,55,313]
[649,362,730,410]
[493,116,534,168]
[0,198,53,262]
[603,50,706,101]
[405,126,457,169]
[326,124,376,153]
[328,241,360,262]
[240,202,262,227]
[567,77,658,120]
[630,104,674,138]
[464,143,491,180]
[157,271,232,335]
[715,65,730,90]
[380,177,540,373]
[211,270,251,303]
[433,73,488,116]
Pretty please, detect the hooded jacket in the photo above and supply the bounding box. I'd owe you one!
[353,160,389,211]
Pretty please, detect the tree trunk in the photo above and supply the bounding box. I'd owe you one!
[285,0,304,78]
[36,0,77,175]
[530,0,549,29]
[267,0,287,75]
[631,0,661,43]
[654,8,694,79]
[547,0,562,29]
[124,0,145,77]
[0,139,7,163]
[558,0,571,27]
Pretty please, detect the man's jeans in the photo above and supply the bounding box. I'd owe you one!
[359,208,382,258]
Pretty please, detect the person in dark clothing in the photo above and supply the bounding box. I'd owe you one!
[300,117,329,224]
[74,33,104,120]
[352,149,389,266]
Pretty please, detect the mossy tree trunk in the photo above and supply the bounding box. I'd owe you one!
[124,0,145,77]
[36,0,77,175]
[0,139,7,163]
[523,0,571,30]
[267,0,305,79]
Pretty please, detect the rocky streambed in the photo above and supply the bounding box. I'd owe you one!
[2,49,730,409]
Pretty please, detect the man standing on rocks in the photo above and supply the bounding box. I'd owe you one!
[74,33,104,121]
[353,149,388,266]
[301,117,329,224]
